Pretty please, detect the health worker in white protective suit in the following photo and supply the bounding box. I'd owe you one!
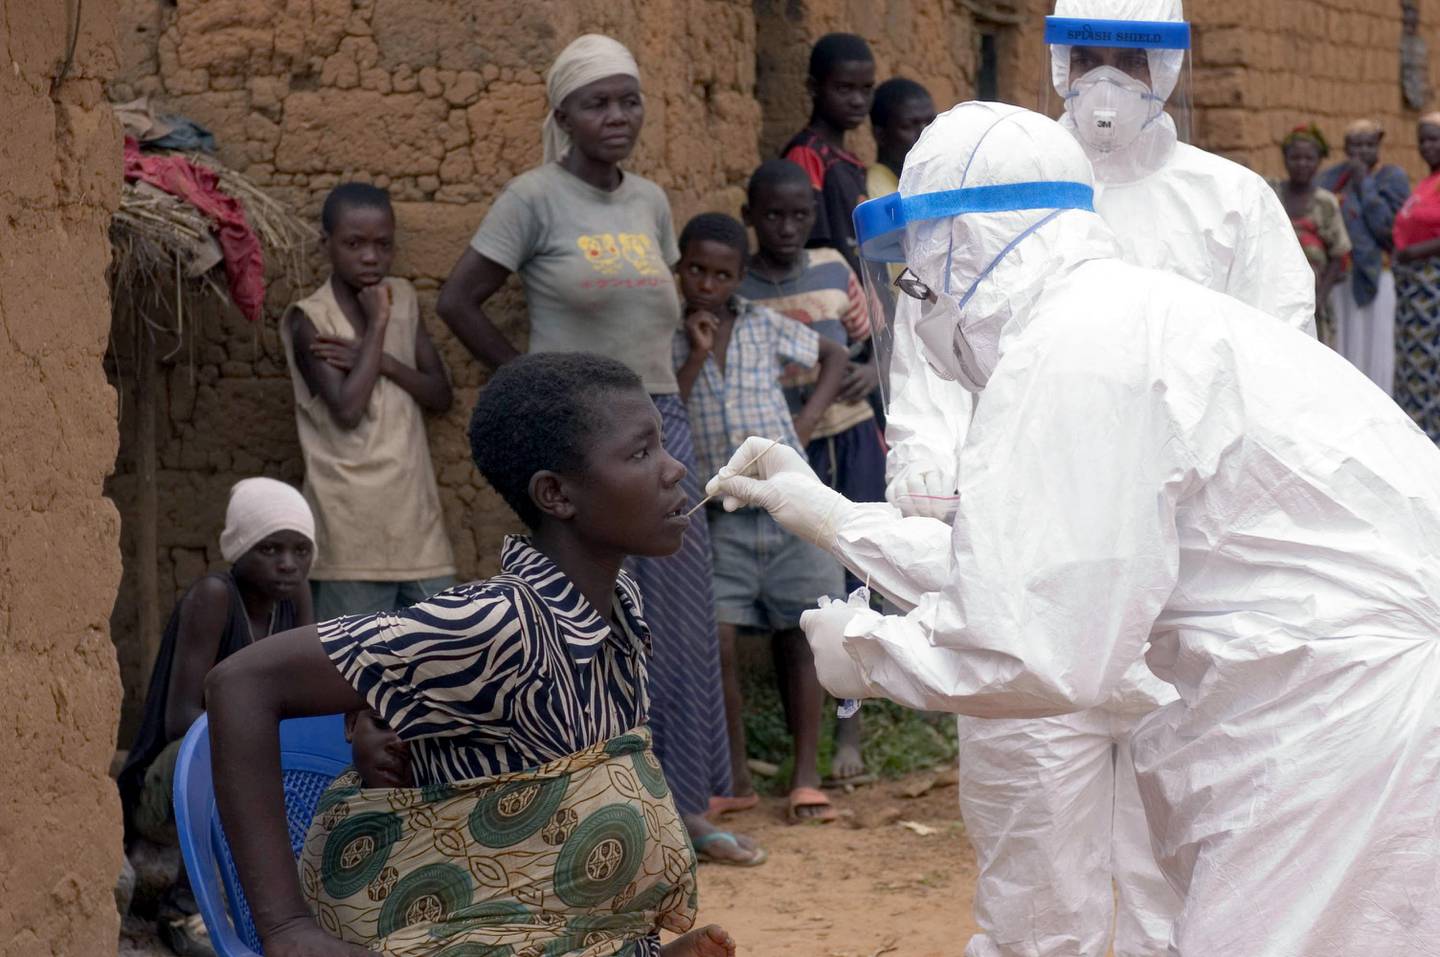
[887,0,1316,512]
[876,3,1318,955]
[706,101,1440,956]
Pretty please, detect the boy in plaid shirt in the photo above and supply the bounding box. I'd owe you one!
[673,212,850,824]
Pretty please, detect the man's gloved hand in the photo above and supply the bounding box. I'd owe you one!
[705,436,854,550]
[800,589,881,700]
[885,460,959,521]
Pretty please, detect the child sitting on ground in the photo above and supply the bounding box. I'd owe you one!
[205,353,735,957]
[672,212,849,824]
[736,159,891,787]
[281,182,457,621]
[117,477,315,951]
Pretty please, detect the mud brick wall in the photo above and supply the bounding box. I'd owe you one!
[1188,0,1440,179]
[1001,0,1440,178]
[754,0,980,159]
[0,1,125,953]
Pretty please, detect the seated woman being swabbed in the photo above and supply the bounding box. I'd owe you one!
[205,352,736,957]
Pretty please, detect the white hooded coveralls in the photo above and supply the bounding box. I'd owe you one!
[882,3,1317,953]
[712,102,1440,955]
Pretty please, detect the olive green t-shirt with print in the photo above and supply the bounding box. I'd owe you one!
[470,163,683,394]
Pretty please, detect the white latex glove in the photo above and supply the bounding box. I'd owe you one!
[885,462,959,521]
[800,588,882,700]
[705,436,855,550]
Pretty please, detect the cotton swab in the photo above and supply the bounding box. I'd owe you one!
[684,438,784,518]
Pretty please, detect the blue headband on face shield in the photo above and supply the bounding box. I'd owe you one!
[853,180,1095,264]
[1043,16,1191,50]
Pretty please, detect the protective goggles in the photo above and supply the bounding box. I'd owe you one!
[853,180,1096,265]
[1042,16,1191,50]
[850,179,1095,407]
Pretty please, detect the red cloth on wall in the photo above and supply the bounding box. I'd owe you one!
[122,137,266,322]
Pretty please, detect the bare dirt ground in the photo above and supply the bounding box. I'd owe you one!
[680,773,980,957]
[121,771,981,957]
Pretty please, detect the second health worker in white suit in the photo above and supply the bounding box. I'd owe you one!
[881,3,1316,955]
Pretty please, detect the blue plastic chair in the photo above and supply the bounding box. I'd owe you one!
[172,713,350,956]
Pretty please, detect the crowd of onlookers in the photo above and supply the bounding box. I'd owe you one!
[115,23,1440,957]
[117,30,935,956]
[1271,113,1440,443]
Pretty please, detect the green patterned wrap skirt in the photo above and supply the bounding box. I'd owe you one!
[298,727,698,956]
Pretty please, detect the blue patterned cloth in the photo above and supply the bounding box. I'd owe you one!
[627,395,733,817]
[319,536,651,787]
[1394,256,1440,444]
[674,296,821,481]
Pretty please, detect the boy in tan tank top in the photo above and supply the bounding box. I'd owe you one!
[280,183,457,619]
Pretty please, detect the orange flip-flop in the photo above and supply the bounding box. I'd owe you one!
[787,786,838,824]
[707,794,760,819]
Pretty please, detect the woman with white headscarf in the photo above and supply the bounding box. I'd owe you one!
[438,36,759,866]
[118,478,315,951]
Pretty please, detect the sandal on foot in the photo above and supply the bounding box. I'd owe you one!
[707,794,760,818]
[692,831,768,867]
[787,786,839,824]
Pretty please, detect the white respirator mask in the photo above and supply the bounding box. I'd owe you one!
[1066,66,1164,153]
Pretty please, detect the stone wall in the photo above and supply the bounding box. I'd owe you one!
[108,0,1440,737]
[1,1,125,954]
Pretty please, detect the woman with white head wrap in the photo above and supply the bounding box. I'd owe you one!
[118,478,315,941]
[436,36,755,866]
[540,33,642,164]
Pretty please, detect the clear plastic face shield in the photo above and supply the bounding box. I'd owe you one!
[851,180,1096,404]
[1040,16,1192,163]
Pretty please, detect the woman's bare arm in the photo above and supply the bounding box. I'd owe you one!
[436,248,521,369]
[205,627,372,956]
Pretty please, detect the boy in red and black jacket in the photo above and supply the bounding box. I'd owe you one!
[781,32,877,276]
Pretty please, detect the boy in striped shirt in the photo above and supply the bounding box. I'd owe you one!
[738,159,889,784]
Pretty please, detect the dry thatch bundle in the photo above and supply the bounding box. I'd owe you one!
[109,151,315,348]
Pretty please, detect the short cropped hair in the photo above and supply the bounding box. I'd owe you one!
[678,212,749,268]
[871,77,932,128]
[746,158,813,206]
[468,353,644,529]
[809,33,874,83]
[320,182,392,233]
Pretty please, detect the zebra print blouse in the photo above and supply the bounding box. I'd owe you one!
[319,536,652,787]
